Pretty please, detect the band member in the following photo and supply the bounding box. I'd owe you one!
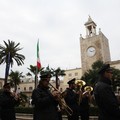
[94,64,120,120]
[32,73,59,120]
[79,85,93,120]
[0,83,20,120]
[64,78,79,120]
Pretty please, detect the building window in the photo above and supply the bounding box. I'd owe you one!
[29,87,33,91]
[75,72,78,76]
[68,73,72,77]
[24,87,26,91]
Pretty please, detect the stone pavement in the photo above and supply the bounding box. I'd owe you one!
[16,113,98,120]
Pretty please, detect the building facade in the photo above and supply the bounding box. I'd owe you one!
[1,17,120,98]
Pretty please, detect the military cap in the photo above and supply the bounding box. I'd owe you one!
[67,78,76,84]
[40,73,52,79]
[98,64,112,74]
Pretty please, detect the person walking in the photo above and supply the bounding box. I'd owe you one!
[94,64,120,120]
[32,73,60,120]
[79,86,93,120]
[0,83,20,120]
[64,78,79,120]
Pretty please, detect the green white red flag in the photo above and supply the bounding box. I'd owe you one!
[37,40,41,69]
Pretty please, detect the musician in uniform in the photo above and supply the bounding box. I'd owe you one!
[79,85,93,120]
[0,83,20,120]
[64,78,79,120]
[32,73,59,120]
[94,64,120,120]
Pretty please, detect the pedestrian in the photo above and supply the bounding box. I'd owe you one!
[0,83,20,120]
[94,63,120,120]
[79,85,93,120]
[32,73,60,120]
[64,78,79,120]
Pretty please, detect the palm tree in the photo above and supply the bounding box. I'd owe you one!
[38,66,66,89]
[52,67,66,89]
[0,40,25,84]
[9,70,24,92]
[27,65,43,88]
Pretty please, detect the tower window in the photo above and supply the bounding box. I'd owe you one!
[29,87,33,91]
[68,73,72,77]
[75,72,78,76]
[24,87,26,91]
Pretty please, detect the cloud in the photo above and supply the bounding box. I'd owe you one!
[0,0,120,78]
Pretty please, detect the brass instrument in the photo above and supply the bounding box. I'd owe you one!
[75,80,86,88]
[83,86,93,94]
[49,83,73,116]
[75,80,86,105]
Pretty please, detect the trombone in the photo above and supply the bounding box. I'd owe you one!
[49,83,73,116]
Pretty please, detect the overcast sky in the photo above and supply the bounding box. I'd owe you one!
[0,0,120,78]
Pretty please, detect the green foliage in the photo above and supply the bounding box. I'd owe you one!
[15,106,99,116]
[81,60,120,90]
[19,92,28,107]
[0,40,25,67]
[52,67,66,89]
[111,68,120,91]
[27,65,44,76]
[9,70,24,92]
[0,40,25,83]
[15,107,34,114]
[40,65,53,76]
[81,60,104,86]
[27,65,44,88]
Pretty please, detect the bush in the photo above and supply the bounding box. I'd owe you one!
[15,107,34,114]
[15,106,99,116]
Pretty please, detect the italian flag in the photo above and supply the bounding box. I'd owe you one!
[37,40,41,69]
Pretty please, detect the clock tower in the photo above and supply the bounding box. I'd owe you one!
[80,16,111,74]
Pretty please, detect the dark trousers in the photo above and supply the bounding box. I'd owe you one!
[58,111,62,120]
[68,114,79,120]
[80,111,89,120]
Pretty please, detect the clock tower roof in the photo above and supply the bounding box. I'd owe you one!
[84,16,97,37]
[84,16,96,26]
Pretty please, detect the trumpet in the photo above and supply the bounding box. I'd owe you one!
[49,83,73,116]
[75,80,86,105]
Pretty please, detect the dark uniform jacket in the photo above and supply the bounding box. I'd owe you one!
[0,91,19,120]
[94,77,120,120]
[32,86,58,120]
[79,96,90,120]
[64,88,79,119]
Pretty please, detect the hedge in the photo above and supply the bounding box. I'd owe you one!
[15,106,99,116]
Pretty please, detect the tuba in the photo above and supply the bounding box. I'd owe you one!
[49,83,73,116]
[75,80,86,105]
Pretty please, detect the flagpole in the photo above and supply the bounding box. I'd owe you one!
[35,39,41,88]
[35,40,39,88]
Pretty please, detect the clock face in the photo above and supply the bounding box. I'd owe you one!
[87,47,96,57]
